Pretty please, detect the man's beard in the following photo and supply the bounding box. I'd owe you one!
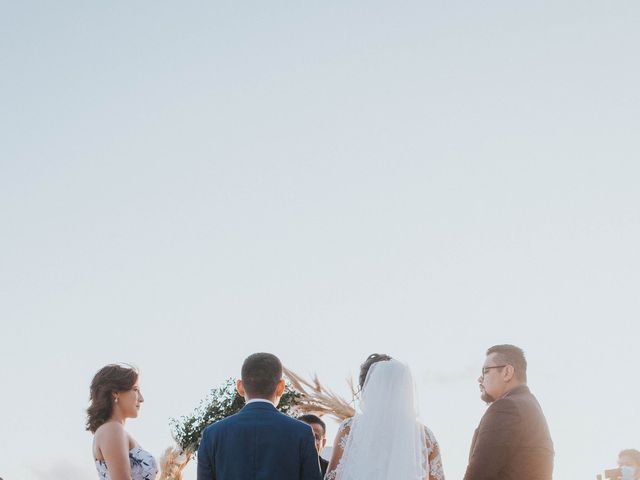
[481,390,496,404]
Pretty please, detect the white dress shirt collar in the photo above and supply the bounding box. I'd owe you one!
[246,398,275,407]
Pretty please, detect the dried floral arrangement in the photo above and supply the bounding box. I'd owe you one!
[283,367,356,422]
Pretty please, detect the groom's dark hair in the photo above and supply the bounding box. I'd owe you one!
[241,352,283,397]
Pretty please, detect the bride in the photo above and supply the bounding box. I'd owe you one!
[325,354,444,480]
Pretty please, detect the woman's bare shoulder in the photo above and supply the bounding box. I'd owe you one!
[94,422,129,449]
[93,422,135,460]
[95,421,126,437]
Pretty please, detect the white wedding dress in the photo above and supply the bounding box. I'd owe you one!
[325,360,445,480]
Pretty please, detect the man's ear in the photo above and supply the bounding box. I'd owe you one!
[503,365,515,382]
[274,378,286,397]
[321,437,327,449]
[237,379,246,397]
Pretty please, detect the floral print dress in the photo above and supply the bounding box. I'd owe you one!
[95,446,158,480]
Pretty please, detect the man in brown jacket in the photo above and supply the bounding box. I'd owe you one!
[464,344,554,480]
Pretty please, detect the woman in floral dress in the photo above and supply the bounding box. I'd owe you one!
[87,364,158,480]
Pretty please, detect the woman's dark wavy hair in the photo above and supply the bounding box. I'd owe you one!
[359,353,392,389]
[86,364,138,433]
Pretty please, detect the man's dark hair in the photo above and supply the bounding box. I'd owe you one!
[486,344,527,383]
[298,414,326,435]
[241,352,283,398]
[359,353,392,389]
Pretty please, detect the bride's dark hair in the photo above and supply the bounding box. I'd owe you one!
[86,364,138,433]
[359,353,392,389]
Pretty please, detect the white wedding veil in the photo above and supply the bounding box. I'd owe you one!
[337,359,427,480]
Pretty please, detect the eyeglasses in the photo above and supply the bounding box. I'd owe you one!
[481,365,507,378]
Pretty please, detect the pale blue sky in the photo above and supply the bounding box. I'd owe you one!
[1,2,639,479]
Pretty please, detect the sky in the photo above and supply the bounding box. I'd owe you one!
[1,1,639,479]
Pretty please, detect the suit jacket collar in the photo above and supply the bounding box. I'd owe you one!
[501,384,530,399]
[469,385,531,460]
[320,456,329,477]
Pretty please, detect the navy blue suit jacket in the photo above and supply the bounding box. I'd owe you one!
[197,401,322,480]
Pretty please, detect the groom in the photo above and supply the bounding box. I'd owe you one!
[197,352,322,480]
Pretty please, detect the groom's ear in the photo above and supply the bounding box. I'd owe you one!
[236,379,246,398]
[274,378,285,397]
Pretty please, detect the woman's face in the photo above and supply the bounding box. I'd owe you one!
[115,378,144,419]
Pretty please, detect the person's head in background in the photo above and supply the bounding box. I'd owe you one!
[298,414,327,454]
[618,449,640,479]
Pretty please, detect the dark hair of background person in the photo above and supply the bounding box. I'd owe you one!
[86,364,138,433]
[241,352,283,398]
[486,344,527,383]
[619,449,640,465]
[359,353,392,389]
[298,414,326,434]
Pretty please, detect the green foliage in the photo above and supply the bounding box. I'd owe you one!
[170,378,303,454]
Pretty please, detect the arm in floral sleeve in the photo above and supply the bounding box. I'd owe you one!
[424,426,445,480]
[325,418,352,480]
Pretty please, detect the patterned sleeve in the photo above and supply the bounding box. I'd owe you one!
[324,418,353,480]
[424,426,445,480]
